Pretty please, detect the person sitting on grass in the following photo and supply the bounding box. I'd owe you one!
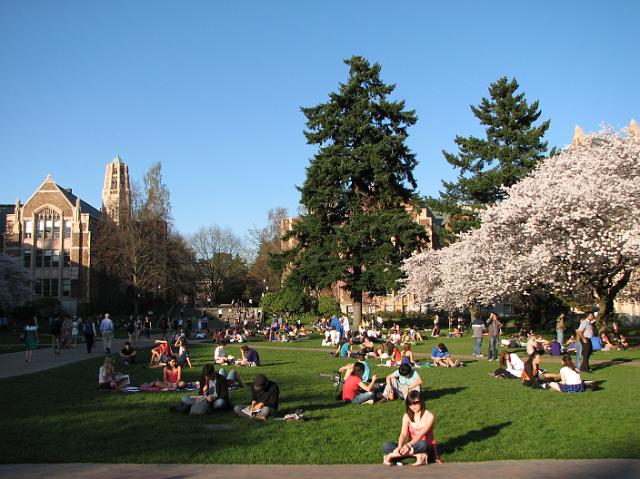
[409,327,423,342]
[430,343,460,368]
[143,356,185,390]
[237,345,260,366]
[359,335,376,355]
[401,342,416,366]
[119,341,137,365]
[493,351,524,379]
[383,341,402,366]
[214,341,233,365]
[383,364,423,401]
[521,352,548,389]
[333,338,351,358]
[341,362,378,405]
[548,355,585,393]
[234,373,279,421]
[600,330,614,351]
[383,390,442,466]
[98,356,129,391]
[339,352,371,382]
[174,338,192,368]
[148,338,172,368]
[618,334,629,350]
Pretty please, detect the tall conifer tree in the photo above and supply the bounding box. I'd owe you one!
[279,56,428,328]
[429,77,553,239]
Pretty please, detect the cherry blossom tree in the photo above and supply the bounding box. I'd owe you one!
[403,127,640,322]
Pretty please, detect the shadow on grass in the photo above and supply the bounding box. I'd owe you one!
[285,400,350,413]
[440,421,512,454]
[590,358,632,371]
[423,386,466,401]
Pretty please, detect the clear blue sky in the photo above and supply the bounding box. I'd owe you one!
[1,1,638,238]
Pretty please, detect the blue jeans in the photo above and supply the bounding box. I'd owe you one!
[557,329,564,346]
[488,336,499,360]
[474,337,483,356]
[575,339,582,370]
[218,368,237,382]
[352,391,374,404]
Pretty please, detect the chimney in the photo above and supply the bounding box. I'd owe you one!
[66,188,73,194]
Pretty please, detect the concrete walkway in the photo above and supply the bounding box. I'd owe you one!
[1,460,639,479]
[0,334,161,380]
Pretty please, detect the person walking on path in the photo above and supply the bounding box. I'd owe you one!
[83,317,97,353]
[472,317,484,357]
[100,313,115,354]
[556,312,566,346]
[23,317,39,362]
[576,313,594,373]
[486,313,502,361]
[49,316,62,355]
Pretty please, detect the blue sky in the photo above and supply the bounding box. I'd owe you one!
[1,1,638,238]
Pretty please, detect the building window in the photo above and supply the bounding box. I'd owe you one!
[44,250,52,268]
[42,279,51,297]
[51,278,59,297]
[52,251,60,268]
[63,279,71,297]
[35,249,43,268]
[23,247,31,268]
[53,219,61,239]
[44,219,52,238]
[25,220,33,239]
[63,220,72,238]
[64,250,71,267]
[34,279,42,296]
[36,219,44,239]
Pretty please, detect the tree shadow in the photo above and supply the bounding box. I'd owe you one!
[590,358,632,371]
[422,386,466,401]
[440,421,512,454]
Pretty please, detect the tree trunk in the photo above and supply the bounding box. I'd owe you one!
[595,270,632,329]
[469,304,479,321]
[352,289,362,330]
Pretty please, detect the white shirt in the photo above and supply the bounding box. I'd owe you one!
[100,318,114,333]
[214,346,226,359]
[507,353,524,377]
[560,366,582,385]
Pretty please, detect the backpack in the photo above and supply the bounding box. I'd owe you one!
[84,320,94,335]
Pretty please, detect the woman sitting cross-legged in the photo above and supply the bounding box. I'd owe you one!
[98,356,129,391]
[383,390,442,466]
[341,361,378,404]
[548,355,585,393]
[143,356,185,390]
[493,351,524,379]
[174,364,242,414]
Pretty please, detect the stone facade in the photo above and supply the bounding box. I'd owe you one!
[2,156,131,314]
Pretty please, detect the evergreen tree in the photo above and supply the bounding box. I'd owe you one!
[429,77,553,238]
[279,56,428,328]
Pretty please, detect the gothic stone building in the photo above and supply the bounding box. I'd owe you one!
[3,157,131,314]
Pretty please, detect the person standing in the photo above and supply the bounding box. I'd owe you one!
[576,313,595,373]
[472,317,484,357]
[49,315,62,355]
[143,316,152,339]
[485,313,502,361]
[24,316,39,362]
[71,316,80,347]
[100,313,115,354]
[83,317,96,353]
[556,312,566,346]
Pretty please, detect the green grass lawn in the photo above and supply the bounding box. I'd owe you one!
[1,338,639,464]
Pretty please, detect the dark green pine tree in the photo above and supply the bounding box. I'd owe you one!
[278,56,429,328]
[429,77,554,240]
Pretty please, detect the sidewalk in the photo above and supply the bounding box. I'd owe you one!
[1,460,639,479]
[0,334,161,380]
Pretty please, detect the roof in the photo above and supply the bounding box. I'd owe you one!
[56,185,102,218]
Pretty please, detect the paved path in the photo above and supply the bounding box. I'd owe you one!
[0,334,161,380]
[1,460,639,479]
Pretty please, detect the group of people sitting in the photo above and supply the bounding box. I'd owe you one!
[493,350,588,393]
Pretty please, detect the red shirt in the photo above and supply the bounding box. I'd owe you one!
[342,375,361,401]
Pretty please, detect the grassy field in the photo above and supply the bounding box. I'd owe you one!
[1,336,639,464]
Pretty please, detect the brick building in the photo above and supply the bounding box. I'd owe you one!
[2,157,131,314]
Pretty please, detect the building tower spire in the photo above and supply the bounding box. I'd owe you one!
[101,155,131,223]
